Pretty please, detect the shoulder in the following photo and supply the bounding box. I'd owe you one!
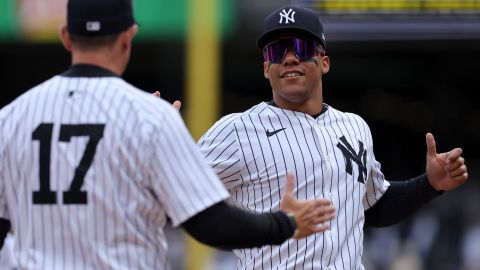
[327,104,370,127]
[199,103,267,144]
[324,105,374,143]
[106,78,177,120]
[326,105,375,148]
[0,76,58,121]
[69,77,184,141]
[201,112,243,140]
[204,103,267,136]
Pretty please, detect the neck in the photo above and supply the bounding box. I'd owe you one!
[71,50,124,76]
[272,85,324,115]
[273,97,324,116]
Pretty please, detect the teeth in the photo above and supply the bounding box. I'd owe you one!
[284,72,300,77]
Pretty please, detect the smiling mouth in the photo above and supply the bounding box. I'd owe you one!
[280,71,304,78]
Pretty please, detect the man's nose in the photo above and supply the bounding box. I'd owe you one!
[282,48,300,65]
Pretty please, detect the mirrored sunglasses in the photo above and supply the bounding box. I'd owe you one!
[263,37,324,63]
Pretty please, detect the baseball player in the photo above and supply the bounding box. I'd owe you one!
[197,5,469,270]
[0,1,336,269]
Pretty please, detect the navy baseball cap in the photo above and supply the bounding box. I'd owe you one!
[256,5,326,50]
[67,0,137,36]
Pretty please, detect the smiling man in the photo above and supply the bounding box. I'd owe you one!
[197,5,468,270]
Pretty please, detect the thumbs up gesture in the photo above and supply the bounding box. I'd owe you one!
[425,133,468,191]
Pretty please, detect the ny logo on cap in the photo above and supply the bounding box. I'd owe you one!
[279,8,295,24]
[86,21,101,32]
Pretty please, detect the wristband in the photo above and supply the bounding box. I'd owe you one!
[286,212,297,230]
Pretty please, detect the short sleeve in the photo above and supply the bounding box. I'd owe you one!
[197,114,244,189]
[147,106,229,226]
[363,154,390,210]
[358,116,390,210]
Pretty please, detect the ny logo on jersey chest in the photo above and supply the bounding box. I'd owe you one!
[336,136,367,183]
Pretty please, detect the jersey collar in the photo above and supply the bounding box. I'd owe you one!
[267,100,329,118]
[61,64,119,78]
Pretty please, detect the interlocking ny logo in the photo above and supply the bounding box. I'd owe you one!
[279,8,295,24]
[336,136,367,183]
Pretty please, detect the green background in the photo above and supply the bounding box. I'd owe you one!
[0,0,235,41]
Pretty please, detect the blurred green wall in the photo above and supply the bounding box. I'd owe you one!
[0,0,235,42]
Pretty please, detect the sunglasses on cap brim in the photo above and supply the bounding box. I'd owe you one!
[263,37,325,63]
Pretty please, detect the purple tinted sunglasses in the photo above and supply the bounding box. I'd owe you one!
[263,37,324,63]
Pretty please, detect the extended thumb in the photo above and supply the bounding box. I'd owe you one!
[284,173,295,197]
[426,133,437,158]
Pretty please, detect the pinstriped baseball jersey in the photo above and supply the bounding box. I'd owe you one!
[0,234,18,269]
[198,102,390,270]
[0,65,229,270]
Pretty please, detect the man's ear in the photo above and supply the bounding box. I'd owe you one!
[59,25,73,52]
[121,24,138,50]
[263,61,270,79]
[321,56,330,74]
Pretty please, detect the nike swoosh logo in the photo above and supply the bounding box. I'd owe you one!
[266,128,286,137]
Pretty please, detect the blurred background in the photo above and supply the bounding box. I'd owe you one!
[1,0,479,269]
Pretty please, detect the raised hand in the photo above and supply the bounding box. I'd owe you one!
[280,173,335,239]
[153,91,181,110]
[425,132,468,191]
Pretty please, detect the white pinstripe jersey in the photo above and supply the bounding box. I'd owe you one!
[0,66,229,270]
[198,102,390,270]
[0,234,18,269]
